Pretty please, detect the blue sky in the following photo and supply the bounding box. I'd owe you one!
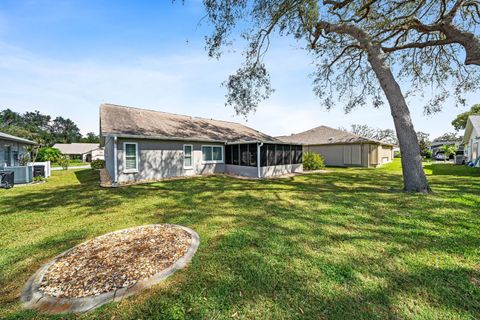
[0,0,478,139]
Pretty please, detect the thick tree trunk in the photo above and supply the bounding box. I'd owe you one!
[315,21,430,192]
[366,45,431,193]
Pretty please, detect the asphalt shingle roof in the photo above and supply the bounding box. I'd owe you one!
[277,125,389,145]
[100,104,280,143]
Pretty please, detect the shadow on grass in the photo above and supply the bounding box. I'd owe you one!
[74,169,97,184]
[424,163,480,177]
[1,165,480,319]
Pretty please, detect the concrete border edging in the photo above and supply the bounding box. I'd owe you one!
[21,224,200,314]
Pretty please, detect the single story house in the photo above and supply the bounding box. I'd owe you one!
[0,132,38,184]
[0,132,36,167]
[53,143,104,162]
[277,126,394,167]
[463,115,480,167]
[100,104,303,186]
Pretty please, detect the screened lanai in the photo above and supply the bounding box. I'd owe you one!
[224,142,303,178]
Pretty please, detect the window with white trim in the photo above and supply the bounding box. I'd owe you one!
[202,145,223,163]
[183,144,193,168]
[124,142,138,172]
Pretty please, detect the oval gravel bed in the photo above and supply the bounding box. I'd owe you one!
[21,224,200,314]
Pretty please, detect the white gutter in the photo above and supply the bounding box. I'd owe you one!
[257,142,263,179]
[113,135,118,186]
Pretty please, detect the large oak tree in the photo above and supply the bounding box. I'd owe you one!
[200,0,480,192]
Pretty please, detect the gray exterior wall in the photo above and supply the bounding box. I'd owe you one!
[261,164,303,177]
[225,163,303,179]
[225,164,258,178]
[103,137,303,185]
[305,143,392,168]
[109,138,225,184]
[305,144,368,167]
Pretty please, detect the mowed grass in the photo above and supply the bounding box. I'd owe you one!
[0,159,479,319]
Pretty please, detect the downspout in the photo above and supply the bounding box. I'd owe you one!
[257,142,263,179]
[113,135,118,186]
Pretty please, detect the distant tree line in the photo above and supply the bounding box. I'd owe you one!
[344,124,398,145]
[0,108,99,146]
[343,124,464,159]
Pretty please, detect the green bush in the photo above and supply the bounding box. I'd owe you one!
[33,175,44,182]
[423,150,433,159]
[59,155,70,170]
[303,152,325,170]
[394,150,401,158]
[91,159,105,170]
[37,147,61,162]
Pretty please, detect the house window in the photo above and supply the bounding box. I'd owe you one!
[124,142,138,172]
[5,146,11,166]
[183,145,193,168]
[12,151,19,166]
[202,145,223,163]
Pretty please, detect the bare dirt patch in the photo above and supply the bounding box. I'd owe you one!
[39,225,191,298]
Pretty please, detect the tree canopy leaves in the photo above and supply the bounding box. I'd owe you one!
[0,108,97,146]
[451,103,480,131]
[203,0,480,115]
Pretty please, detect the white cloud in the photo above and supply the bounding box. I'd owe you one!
[0,40,478,139]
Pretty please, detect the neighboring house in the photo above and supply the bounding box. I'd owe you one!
[463,115,480,167]
[53,143,104,162]
[100,104,303,186]
[430,140,461,156]
[0,132,36,167]
[278,126,394,167]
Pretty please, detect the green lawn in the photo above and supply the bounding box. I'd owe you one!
[1,160,479,319]
[50,159,87,168]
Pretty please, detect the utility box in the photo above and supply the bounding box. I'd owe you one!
[0,171,15,188]
[33,165,45,178]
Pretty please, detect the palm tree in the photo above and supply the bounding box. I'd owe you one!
[440,145,457,163]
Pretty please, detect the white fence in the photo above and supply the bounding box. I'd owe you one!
[28,161,51,178]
